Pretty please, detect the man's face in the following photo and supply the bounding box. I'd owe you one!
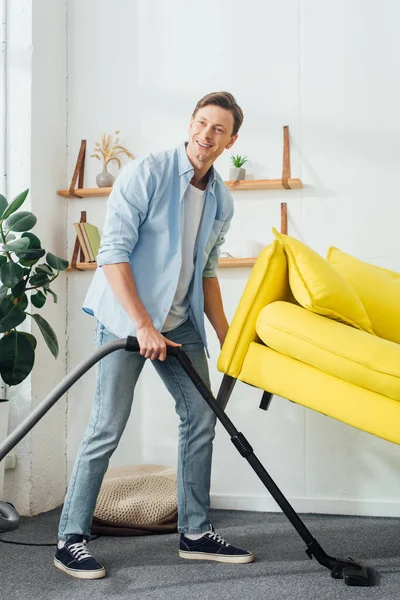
[187,105,238,166]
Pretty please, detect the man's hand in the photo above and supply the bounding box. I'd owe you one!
[136,322,181,361]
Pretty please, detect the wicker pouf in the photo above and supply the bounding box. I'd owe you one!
[92,464,178,536]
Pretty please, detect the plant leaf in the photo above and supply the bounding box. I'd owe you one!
[46,288,58,303]
[46,253,69,271]
[0,256,7,267]
[0,285,8,301]
[19,332,37,350]
[31,290,46,308]
[1,189,29,219]
[3,237,30,252]
[0,297,26,333]
[5,233,15,242]
[29,272,50,288]
[0,331,35,386]
[5,211,37,232]
[0,194,8,218]
[21,232,41,248]
[0,262,24,288]
[11,280,27,298]
[31,313,58,358]
[35,264,53,276]
[15,248,46,262]
[13,293,28,312]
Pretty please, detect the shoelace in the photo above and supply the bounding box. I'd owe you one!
[67,541,92,562]
[206,532,230,547]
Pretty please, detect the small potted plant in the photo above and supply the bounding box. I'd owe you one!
[229,154,248,181]
[91,130,134,188]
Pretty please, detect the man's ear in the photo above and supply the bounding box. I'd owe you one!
[225,134,238,150]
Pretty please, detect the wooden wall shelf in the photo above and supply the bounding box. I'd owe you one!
[225,178,302,191]
[58,187,112,198]
[59,126,301,198]
[68,257,256,271]
[58,178,303,197]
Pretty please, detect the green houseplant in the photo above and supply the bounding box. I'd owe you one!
[229,154,248,181]
[0,189,69,387]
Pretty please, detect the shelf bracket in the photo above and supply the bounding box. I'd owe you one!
[280,125,291,234]
[280,202,287,234]
[282,125,291,189]
[71,210,87,270]
[68,140,87,198]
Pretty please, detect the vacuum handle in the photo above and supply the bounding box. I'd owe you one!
[125,335,181,357]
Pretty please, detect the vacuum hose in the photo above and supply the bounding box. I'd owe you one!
[0,336,139,532]
[0,502,20,532]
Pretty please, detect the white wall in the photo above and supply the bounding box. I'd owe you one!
[63,0,400,518]
[3,0,67,515]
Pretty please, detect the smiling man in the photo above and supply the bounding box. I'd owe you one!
[54,92,253,580]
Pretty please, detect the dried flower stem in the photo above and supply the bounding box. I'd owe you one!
[91,130,134,168]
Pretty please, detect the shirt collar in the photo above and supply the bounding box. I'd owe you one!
[178,142,217,186]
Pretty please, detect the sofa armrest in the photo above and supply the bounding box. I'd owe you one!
[218,240,292,378]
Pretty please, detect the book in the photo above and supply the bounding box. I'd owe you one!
[79,223,94,262]
[73,222,91,262]
[81,222,101,262]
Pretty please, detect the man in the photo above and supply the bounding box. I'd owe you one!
[54,92,253,579]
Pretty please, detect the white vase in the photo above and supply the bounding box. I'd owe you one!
[229,167,246,181]
[96,165,114,188]
[0,399,9,497]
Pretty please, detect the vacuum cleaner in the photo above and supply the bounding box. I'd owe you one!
[0,337,374,587]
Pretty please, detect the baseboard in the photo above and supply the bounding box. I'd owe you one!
[210,493,400,518]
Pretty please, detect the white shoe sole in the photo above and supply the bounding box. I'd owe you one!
[179,550,254,564]
[54,557,106,579]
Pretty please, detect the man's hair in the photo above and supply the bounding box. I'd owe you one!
[192,92,244,136]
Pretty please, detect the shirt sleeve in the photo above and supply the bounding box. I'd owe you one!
[96,159,155,267]
[202,217,232,279]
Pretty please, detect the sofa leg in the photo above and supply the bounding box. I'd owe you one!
[167,346,375,587]
[259,391,273,411]
[215,374,237,410]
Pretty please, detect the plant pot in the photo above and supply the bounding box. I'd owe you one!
[0,399,9,497]
[96,166,114,188]
[229,167,246,181]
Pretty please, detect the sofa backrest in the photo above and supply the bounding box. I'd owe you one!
[218,240,293,379]
[327,247,400,344]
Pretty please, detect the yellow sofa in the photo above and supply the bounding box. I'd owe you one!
[210,229,400,585]
[218,230,400,446]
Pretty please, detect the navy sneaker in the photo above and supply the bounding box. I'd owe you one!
[54,534,105,579]
[179,526,254,564]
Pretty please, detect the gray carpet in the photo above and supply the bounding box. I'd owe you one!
[1,507,400,600]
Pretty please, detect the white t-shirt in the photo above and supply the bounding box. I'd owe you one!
[162,184,205,332]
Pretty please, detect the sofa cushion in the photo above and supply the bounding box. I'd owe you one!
[272,228,373,334]
[218,240,292,379]
[327,247,400,345]
[256,301,400,401]
[240,342,400,445]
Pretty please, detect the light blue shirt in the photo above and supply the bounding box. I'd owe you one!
[82,142,234,352]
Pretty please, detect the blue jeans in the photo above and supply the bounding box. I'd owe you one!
[58,318,217,540]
